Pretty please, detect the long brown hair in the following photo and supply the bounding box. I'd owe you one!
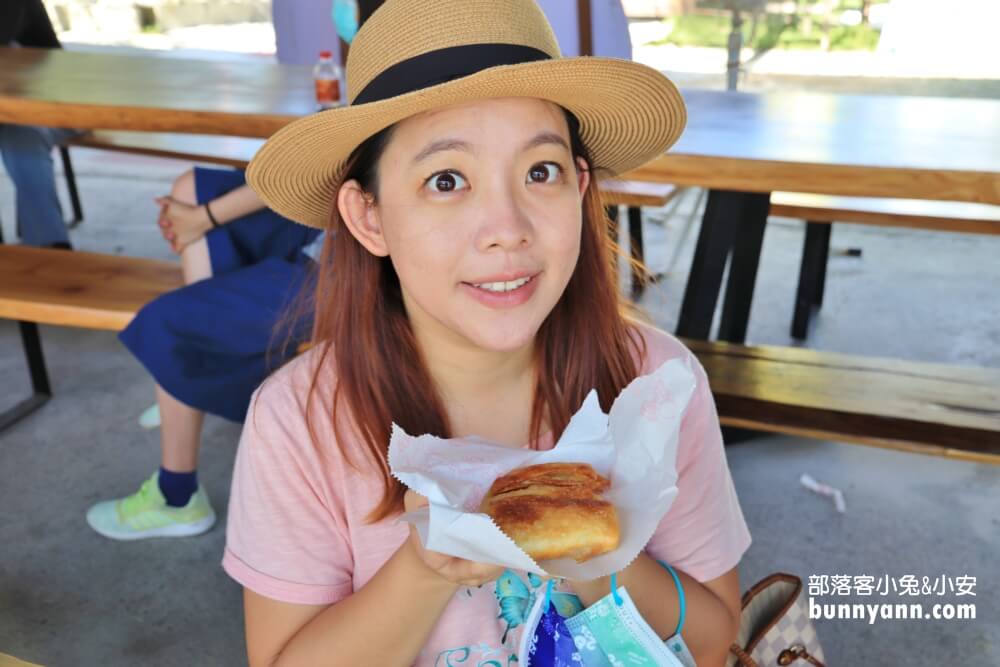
[297,110,648,522]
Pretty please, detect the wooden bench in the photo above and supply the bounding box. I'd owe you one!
[686,339,1000,463]
[768,193,1000,339]
[64,131,264,169]
[0,245,182,431]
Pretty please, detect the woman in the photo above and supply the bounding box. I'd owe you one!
[222,1,751,665]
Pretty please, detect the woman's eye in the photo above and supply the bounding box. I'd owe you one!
[527,162,562,184]
[426,170,468,193]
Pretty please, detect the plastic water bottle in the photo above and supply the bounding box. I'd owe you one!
[313,50,344,110]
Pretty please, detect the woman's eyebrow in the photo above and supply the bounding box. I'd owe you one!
[410,131,569,166]
[411,138,473,165]
[522,131,570,152]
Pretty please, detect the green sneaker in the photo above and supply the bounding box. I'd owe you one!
[86,472,216,540]
[138,404,161,430]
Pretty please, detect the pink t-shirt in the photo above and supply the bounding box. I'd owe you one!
[223,324,751,665]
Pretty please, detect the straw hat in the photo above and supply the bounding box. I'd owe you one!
[247,0,687,228]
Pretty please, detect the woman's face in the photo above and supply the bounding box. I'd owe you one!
[342,97,590,355]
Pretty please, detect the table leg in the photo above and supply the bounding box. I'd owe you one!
[606,205,619,244]
[676,189,746,339]
[674,190,772,445]
[0,229,53,433]
[791,221,831,340]
[717,192,771,343]
[627,206,646,300]
[59,146,85,228]
[0,322,53,433]
[814,222,832,309]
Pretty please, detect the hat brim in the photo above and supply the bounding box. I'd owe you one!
[246,57,686,228]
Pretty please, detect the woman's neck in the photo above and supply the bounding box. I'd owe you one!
[413,325,539,445]
[421,334,535,402]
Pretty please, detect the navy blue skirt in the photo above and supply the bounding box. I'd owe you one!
[119,167,321,422]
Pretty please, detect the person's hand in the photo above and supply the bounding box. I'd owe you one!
[404,490,505,588]
[154,196,213,253]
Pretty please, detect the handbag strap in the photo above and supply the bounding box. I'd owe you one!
[728,643,826,667]
[778,645,826,666]
[729,644,758,667]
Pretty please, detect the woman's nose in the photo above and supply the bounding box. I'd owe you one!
[474,185,534,252]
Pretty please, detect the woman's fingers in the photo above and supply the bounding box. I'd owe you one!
[403,489,429,512]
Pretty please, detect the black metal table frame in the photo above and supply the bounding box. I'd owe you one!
[0,226,53,433]
[675,189,772,344]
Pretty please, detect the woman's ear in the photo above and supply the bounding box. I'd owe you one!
[575,156,591,196]
[338,179,388,257]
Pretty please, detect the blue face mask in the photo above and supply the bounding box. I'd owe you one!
[519,568,696,667]
[332,0,359,44]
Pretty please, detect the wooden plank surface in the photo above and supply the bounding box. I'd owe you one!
[67,131,263,168]
[626,89,1000,205]
[0,246,182,331]
[768,193,1000,234]
[0,653,43,667]
[675,90,1000,175]
[626,154,1000,206]
[0,47,311,137]
[686,338,1000,461]
[599,180,678,207]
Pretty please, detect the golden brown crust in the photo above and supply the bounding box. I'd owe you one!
[480,462,620,562]
[485,462,610,497]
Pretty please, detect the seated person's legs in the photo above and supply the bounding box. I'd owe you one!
[86,167,319,541]
[0,124,75,248]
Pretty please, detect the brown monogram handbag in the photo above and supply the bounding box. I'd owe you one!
[726,573,827,667]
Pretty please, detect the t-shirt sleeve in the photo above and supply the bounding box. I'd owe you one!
[645,353,752,583]
[222,376,354,606]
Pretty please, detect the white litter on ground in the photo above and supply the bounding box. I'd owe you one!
[800,473,847,513]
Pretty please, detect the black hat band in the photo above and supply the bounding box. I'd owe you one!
[353,43,552,106]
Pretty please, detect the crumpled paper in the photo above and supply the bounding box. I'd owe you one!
[388,357,696,579]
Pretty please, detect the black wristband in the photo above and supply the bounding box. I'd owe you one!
[205,202,220,228]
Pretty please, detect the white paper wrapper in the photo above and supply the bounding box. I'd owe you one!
[389,357,696,579]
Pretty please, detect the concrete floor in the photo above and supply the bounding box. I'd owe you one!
[2,127,999,665]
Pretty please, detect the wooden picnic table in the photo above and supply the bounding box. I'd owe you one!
[625,89,1000,343]
[0,46,312,136]
[4,47,999,344]
[630,89,1000,205]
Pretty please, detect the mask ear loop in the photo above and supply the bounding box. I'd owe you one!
[610,572,624,606]
[608,563,686,636]
[543,578,555,611]
[658,561,687,636]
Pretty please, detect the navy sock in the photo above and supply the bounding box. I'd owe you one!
[158,467,198,508]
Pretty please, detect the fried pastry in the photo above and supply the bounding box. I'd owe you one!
[479,462,619,562]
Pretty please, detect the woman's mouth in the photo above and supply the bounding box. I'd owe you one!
[471,276,534,293]
[461,273,540,309]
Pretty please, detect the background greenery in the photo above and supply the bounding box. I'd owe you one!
[655,1,888,51]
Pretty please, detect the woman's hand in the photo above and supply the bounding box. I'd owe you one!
[154,196,213,253]
[404,490,505,588]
